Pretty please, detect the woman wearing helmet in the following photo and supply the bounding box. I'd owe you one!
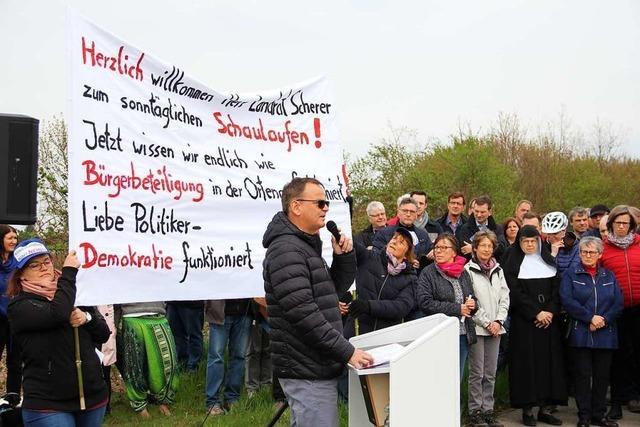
[542,212,580,275]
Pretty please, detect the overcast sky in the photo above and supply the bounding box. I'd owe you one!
[1,0,638,158]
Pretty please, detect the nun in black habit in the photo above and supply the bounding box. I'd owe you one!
[503,225,567,426]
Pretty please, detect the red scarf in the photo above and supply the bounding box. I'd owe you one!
[437,256,467,278]
[583,263,598,279]
[21,270,60,301]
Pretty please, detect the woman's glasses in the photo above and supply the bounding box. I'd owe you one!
[580,250,600,256]
[26,258,53,271]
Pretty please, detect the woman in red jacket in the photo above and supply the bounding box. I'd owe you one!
[600,205,640,419]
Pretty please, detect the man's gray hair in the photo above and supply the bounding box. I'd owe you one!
[579,236,603,253]
[568,206,589,222]
[396,193,411,207]
[366,201,385,216]
[398,197,418,209]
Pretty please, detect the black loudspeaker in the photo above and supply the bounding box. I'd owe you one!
[0,114,39,225]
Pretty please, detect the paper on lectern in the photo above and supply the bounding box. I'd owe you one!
[364,343,405,368]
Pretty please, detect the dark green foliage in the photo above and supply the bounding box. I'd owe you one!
[404,137,520,220]
[348,123,640,231]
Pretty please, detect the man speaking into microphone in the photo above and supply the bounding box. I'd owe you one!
[262,177,372,427]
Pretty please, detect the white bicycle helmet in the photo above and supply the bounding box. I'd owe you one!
[541,211,568,234]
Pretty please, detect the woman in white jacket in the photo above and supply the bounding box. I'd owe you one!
[465,230,510,427]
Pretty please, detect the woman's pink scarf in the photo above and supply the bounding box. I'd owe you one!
[20,270,60,301]
[437,256,467,278]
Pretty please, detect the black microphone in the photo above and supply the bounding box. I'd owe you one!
[326,220,341,242]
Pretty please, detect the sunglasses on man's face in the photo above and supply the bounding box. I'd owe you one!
[296,199,330,209]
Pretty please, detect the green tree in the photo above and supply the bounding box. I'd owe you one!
[349,125,425,229]
[347,113,640,230]
[35,115,68,253]
[404,137,520,220]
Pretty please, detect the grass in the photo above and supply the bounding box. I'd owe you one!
[103,361,507,426]
[0,333,508,427]
[103,363,350,427]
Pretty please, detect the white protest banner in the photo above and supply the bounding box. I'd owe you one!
[67,9,352,305]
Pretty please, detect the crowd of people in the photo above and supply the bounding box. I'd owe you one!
[349,192,639,427]
[2,181,640,427]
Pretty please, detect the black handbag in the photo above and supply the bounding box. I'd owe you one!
[0,393,22,427]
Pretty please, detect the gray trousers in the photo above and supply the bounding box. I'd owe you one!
[468,335,501,413]
[279,377,339,427]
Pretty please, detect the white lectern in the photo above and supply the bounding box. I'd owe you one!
[348,314,460,427]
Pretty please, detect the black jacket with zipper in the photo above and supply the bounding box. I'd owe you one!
[352,242,417,334]
[262,212,357,380]
[8,267,110,411]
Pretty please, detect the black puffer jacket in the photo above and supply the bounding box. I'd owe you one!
[353,244,417,334]
[9,267,110,411]
[416,263,478,345]
[353,225,376,248]
[262,212,356,380]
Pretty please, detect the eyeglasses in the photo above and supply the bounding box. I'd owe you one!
[580,250,600,256]
[613,221,630,227]
[296,199,330,209]
[400,209,417,215]
[26,258,53,271]
[433,245,454,252]
[368,212,386,218]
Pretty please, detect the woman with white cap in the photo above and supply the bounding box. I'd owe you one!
[7,238,110,426]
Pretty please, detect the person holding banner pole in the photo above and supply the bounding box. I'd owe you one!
[7,239,110,427]
[262,177,373,427]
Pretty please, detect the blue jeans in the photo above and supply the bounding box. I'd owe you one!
[460,334,470,381]
[22,406,106,427]
[205,315,251,407]
[167,304,204,370]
